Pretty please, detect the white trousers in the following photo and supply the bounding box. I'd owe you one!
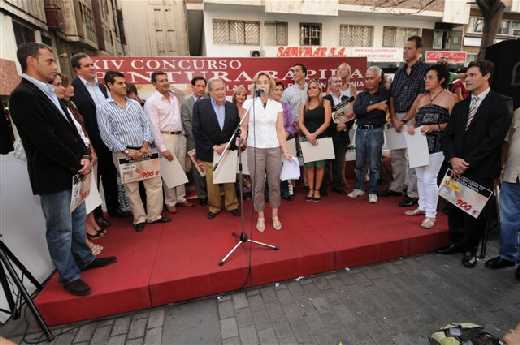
[162,133,187,207]
[415,152,444,218]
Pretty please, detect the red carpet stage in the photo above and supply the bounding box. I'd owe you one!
[35,194,449,325]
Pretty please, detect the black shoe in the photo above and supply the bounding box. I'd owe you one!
[64,279,91,296]
[96,217,111,228]
[516,266,520,281]
[380,190,402,197]
[207,211,218,219]
[230,209,240,217]
[133,222,145,232]
[485,256,515,269]
[110,210,132,218]
[462,251,478,268]
[436,244,463,255]
[199,197,208,206]
[149,215,171,224]
[399,196,418,207]
[82,257,117,271]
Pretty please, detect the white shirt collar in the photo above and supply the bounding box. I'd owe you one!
[22,73,55,94]
[78,75,98,87]
[472,87,491,101]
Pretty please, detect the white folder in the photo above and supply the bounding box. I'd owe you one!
[160,156,189,188]
[300,137,335,163]
[403,126,430,168]
[213,150,238,184]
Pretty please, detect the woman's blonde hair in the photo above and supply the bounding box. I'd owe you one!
[232,84,248,105]
[253,72,276,96]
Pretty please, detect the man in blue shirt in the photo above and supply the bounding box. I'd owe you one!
[348,66,389,203]
[97,71,171,231]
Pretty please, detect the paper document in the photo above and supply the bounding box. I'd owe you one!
[213,150,238,184]
[160,156,189,188]
[281,157,300,181]
[384,126,407,150]
[403,126,429,168]
[70,173,91,213]
[300,137,335,163]
[286,138,297,158]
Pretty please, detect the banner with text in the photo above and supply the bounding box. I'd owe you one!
[93,56,367,99]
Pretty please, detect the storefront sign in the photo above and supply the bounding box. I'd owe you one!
[425,51,467,64]
[276,46,403,63]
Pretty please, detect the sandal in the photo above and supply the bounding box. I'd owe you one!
[420,217,435,229]
[305,190,314,202]
[87,232,102,240]
[272,217,282,230]
[256,218,265,232]
[313,190,321,202]
[405,208,425,216]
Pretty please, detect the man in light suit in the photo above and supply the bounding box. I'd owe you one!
[181,76,208,206]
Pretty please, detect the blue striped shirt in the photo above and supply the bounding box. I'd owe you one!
[97,97,154,152]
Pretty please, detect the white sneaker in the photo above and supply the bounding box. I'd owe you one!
[347,189,365,199]
[368,194,378,203]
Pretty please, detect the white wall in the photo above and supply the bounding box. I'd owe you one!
[0,12,20,73]
[203,4,439,57]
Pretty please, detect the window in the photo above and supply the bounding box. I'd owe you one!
[264,21,288,46]
[382,26,420,47]
[513,21,520,36]
[13,21,35,46]
[433,30,462,50]
[469,17,484,33]
[300,23,321,46]
[498,20,511,35]
[213,19,260,45]
[339,24,373,47]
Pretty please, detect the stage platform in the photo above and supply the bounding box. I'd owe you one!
[35,194,449,325]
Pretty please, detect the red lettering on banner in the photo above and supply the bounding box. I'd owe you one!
[93,56,367,97]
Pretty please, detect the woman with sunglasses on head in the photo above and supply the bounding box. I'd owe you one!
[299,79,332,202]
[240,73,292,232]
[403,63,458,229]
[51,73,105,256]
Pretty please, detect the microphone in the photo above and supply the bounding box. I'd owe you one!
[255,89,264,97]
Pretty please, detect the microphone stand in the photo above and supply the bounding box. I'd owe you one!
[217,92,279,266]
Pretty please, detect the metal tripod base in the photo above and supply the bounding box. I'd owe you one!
[218,232,279,266]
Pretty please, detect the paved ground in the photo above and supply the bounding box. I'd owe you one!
[1,240,519,345]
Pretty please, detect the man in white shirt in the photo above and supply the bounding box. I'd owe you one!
[282,63,308,123]
[144,72,193,213]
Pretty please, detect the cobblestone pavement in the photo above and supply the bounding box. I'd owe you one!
[2,241,519,345]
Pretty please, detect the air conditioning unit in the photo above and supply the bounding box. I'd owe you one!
[250,50,262,57]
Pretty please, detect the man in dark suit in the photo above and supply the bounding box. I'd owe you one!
[192,77,240,219]
[442,60,513,268]
[71,53,123,219]
[9,43,116,296]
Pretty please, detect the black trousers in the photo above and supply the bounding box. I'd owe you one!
[96,145,120,216]
[332,134,348,190]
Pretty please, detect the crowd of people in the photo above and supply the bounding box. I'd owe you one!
[7,36,518,297]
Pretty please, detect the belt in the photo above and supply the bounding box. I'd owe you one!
[161,131,182,135]
[358,124,383,129]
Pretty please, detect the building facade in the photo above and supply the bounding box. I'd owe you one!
[201,0,470,67]
[120,0,189,56]
[463,0,520,62]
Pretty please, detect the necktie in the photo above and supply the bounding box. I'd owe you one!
[466,95,479,131]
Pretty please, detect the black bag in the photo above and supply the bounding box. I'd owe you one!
[0,106,15,155]
[430,323,503,345]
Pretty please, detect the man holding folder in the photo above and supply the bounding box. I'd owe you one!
[192,77,240,219]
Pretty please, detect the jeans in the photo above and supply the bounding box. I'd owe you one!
[499,181,520,263]
[415,152,444,218]
[40,190,95,283]
[354,127,384,194]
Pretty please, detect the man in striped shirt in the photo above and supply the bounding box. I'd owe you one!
[97,71,171,231]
